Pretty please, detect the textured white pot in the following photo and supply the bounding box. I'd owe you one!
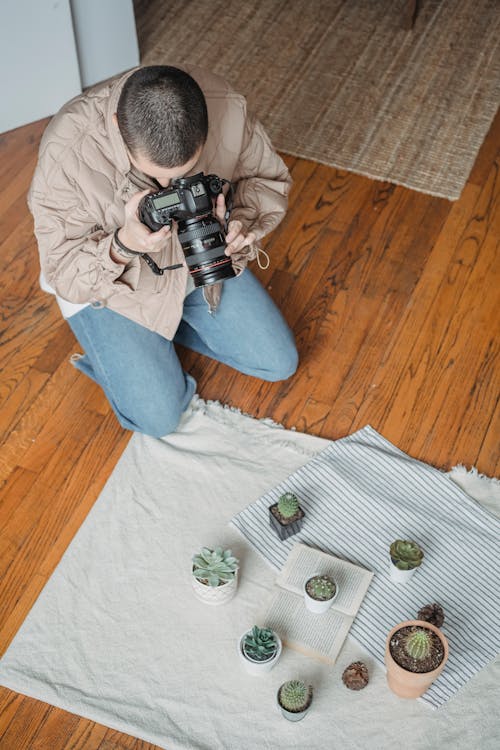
[277,686,313,721]
[388,561,418,584]
[303,577,338,614]
[238,631,282,676]
[191,569,238,605]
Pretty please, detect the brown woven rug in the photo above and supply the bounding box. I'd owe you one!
[134,0,500,200]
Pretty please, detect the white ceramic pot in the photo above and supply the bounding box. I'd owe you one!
[277,685,313,721]
[304,576,338,614]
[191,569,238,605]
[238,630,282,675]
[388,561,418,583]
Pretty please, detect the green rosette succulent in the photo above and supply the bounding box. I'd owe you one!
[277,492,299,519]
[279,680,312,712]
[192,547,239,587]
[243,626,278,662]
[390,539,424,570]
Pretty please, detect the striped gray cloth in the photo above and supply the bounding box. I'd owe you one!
[231,425,500,708]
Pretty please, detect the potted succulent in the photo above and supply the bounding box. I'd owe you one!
[389,539,424,583]
[191,546,239,605]
[385,618,449,698]
[269,492,305,541]
[304,574,337,613]
[277,679,313,721]
[238,625,282,676]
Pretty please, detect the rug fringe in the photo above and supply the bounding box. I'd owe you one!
[450,464,500,486]
[187,394,287,430]
[184,395,326,459]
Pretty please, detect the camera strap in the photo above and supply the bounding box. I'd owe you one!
[220,179,234,231]
[113,229,183,275]
[142,254,183,276]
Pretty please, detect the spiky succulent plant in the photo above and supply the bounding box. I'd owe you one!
[279,680,312,712]
[403,628,433,660]
[192,547,239,587]
[390,539,424,570]
[306,574,336,601]
[277,492,300,519]
[243,626,278,662]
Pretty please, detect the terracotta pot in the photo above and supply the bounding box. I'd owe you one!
[385,619,449,699]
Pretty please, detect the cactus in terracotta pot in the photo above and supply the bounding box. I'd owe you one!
[385,620,449,698]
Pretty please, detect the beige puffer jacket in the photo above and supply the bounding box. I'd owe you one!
[28,65,291,339]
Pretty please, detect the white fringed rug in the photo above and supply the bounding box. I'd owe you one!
[0,399,498,749]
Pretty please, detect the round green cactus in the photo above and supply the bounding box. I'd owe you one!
[403,628,432,660]
[306,575,336,601]
[279,680,312,712]
[390,539,424,570]
[277,492,300,519]
[192,547,239,587]
[243,626,278,662]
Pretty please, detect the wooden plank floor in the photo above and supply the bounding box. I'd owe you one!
[0,103,498,748]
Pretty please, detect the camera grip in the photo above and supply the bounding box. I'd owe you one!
[138,195,172,233]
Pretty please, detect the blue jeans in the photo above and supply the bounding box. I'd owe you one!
[67,270,298,437]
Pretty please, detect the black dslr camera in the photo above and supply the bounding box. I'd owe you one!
[139,172,236,288]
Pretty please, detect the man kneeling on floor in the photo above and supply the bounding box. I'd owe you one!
[28,65,298,436]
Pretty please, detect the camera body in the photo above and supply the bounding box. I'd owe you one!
[139,172,236,288]
[139,172,225,231]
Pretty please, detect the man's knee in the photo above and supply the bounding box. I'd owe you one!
[263,342,299,382]
[118,402,184,438]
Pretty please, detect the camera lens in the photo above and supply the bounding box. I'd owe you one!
[177,216,236,287]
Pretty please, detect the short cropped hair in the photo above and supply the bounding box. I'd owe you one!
[116,66,208,167]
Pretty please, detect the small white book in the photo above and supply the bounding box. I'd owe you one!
[259,542,373,664]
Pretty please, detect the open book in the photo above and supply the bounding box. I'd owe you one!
[259,542,373,664]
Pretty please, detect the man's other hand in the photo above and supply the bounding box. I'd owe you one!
[215,194,256,257]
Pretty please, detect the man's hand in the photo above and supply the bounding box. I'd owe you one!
[118,189,171,254]
[215,194,256,256]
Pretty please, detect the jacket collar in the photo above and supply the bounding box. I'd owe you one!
[105,68,139,178]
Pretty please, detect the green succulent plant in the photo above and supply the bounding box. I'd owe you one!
[390,539,424,570]
[243,626,278,662]
[192,547,239,587]
[403,628,433,660]
[306,575,336,601]
[279,680,312,712]
[277,492,300,519]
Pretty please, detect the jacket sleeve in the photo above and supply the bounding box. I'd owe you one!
[230,109,292,245]
[28,165,140,305]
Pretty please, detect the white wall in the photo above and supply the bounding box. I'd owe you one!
[70,0,140,88]
[0,0,140,134]
[0,0,81,133]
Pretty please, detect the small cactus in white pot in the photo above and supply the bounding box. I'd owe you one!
[238,625,282,675]
[277,679,313,721]
[192,547,239,605]
[389,539,424,583]
[304,574,338,613]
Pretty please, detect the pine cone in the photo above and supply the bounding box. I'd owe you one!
[417,602,445,628]
[342,661,369,690]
